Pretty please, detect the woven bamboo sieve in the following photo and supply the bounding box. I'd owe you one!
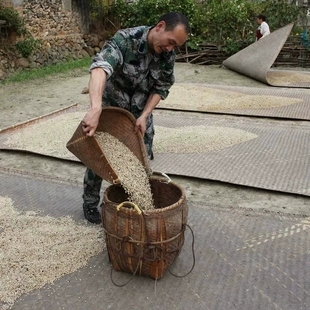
[66,106,152,184]
[102,176,188,280]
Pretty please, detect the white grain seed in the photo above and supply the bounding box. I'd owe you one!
[0,196,104,309]
[4,111,84,158]
[267,71,310,85]
[159,84,302,111]
[153,125,258,154]
[94,132,154,211]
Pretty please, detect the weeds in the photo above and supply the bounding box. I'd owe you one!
[2,57,92,84]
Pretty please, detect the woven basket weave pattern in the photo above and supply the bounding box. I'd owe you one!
[102,177,188,279]
[66,106,152,184]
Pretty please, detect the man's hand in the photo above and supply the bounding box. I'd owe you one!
[135,115,147,137]
[136,93,161,137]
[82,68,107,137]
[82,106,102,137]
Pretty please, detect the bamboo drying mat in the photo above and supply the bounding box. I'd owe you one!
[158,83,310,120]
[1,169,309,310]
[152,111,310,196]
[0,107,309,196]
[222,23,310,89]
[0,104,86,161]
[266,69,310,88]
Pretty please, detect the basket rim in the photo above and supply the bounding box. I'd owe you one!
[103,175,186,214]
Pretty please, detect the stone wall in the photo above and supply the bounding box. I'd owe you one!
[0,0,104,79]
[1,0,13,6]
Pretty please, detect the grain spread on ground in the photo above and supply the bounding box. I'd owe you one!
[94,132,154,210]
[158,84,302,111]
[3,112,258,159]
[3,111,85,158]
[266,71,310,86]
[0,196,104,310]
[153,125,258,154]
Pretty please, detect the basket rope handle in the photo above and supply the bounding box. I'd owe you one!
[116,202,142,214]
[110,202,146,287]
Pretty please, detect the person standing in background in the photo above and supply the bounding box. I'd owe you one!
[256,14,270,41]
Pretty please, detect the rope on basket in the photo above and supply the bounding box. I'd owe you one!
[106,223,195,285]
[102,227,185,246]
[168,224,196,278]
[109,243,144,287]
[109,201,146,287]
[106,202,195,285]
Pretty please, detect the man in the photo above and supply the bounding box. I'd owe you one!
[256,14,270,41]
[81,12,190,224]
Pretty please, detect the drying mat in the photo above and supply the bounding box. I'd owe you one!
[266,69,310,88]
[158,83,310,120]
[0,169,309,310]
[0,108,309,196]
[0,169,85,221]
[151,112,310,196]
[0,104,86,161]
[223,23,310,88]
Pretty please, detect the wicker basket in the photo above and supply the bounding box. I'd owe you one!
[102,176,188,280]
[66,106,152,184]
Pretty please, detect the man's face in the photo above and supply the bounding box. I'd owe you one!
[151,21,188,54]
[257,18,262,25]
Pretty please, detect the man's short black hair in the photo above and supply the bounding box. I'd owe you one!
[257,14,266,21]
[158,12,191,34]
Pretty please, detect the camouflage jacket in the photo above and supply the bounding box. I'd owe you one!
[89,26,176,118]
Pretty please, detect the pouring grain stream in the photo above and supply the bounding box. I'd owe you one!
[94,132,154,211]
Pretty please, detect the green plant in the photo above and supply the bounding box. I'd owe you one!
[251,0,301,31]
[93,0,203,35]
[3,57,92,84]
[0,5,27,36]
[202,0,253,49]
[0,4,41,57]
[88,0,307,56]
[16,34,41,58]
[222,39,246,55]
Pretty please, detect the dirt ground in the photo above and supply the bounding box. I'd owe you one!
[0,63,309,216]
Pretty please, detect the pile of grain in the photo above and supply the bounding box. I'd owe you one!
[267,71,310,86]
[94,132,154,210]
[4,111,85,158]
[158,84,302,111]
[153,125,258,154]
[0,196,104,310]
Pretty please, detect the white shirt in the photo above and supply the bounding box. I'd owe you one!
[259,21,270,38]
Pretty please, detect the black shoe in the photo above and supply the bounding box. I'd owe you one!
[83,206,101,224]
